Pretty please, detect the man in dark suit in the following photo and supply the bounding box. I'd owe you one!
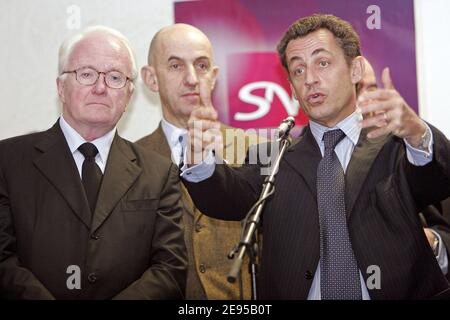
[181,14,450,299]
[137,24,255,299]
[359,57,449,278]
[0,26,187,299]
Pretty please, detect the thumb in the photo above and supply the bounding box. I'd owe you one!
[381,67,395,90]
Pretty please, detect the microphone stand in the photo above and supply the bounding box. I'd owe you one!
[227,131,292,300]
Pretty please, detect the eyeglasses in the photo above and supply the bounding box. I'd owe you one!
[61,67,132,89]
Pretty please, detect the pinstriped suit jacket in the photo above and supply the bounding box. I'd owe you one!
[184,124,450,299]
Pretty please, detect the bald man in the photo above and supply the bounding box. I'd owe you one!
[358,58,377,94]
[136,24,258,299]
[359,57,450,278]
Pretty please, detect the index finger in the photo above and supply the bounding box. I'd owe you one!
[358,88,395,103]
[381,67,395,90]
[190,106,218,122]
[199,80,214,110]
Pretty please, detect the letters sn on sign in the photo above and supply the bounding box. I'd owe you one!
[235,81,299,122]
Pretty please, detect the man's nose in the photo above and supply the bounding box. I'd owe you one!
[184,66,199,87]
[92,73,107,94]
[305,69,319,88]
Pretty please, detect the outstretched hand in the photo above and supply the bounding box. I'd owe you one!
[358,68,426,147]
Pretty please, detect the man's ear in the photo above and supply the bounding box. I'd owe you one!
[351,56,364,84]
[141,65,159,92]
[128,81,135,97]
[210,66,219,90]
[56,77,66,104]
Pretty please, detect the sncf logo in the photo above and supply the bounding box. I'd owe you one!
[236,81,299,121]
[227,52,308,129]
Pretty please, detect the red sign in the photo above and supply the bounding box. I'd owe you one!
[227,52,308,129]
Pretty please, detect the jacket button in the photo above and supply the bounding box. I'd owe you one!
[199,263,206,273]
[88,273,98,283]
[195,222,202,233]
[305,270,313,280]
[90,234,99,240]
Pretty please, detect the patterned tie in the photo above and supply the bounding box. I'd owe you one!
[317,129,362,300]
[178,134,186,168]
[78,143,103,215]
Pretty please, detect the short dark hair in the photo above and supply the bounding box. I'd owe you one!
[277,14,361,71]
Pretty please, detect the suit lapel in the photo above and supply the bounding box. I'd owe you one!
[142,124,172,158]
[91,134,142,233]
[261,124,389,220]
[283,126,322,200]
[138,124,197,219]
[345,129,390,217]
[33,122,91,230]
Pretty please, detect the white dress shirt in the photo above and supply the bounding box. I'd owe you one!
[182,110,448,299]
[59,116,115,177]
[161,118,188,166]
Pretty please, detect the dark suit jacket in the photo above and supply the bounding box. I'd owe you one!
[184,125,450,299]
[136,124,252,299]
[421,205,450,281]
[0,121,187,299]
[443,198,450,215]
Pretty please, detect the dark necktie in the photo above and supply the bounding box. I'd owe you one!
[317,129,362,300]
[78,143,103,214]
[178,134,186,168]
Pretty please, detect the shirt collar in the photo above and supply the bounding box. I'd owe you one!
[59,115,116,165]
[309,110,362,147]
[161,117,188,150]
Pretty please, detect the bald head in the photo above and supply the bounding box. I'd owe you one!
[141,23,219,129]
[148,23,214,65]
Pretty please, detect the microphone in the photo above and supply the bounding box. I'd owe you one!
[277,116,295,139]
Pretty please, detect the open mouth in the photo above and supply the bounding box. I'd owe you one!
[307,93,325,104]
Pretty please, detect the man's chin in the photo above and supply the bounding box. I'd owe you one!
[305,108,335,124]
[181,104,199,115]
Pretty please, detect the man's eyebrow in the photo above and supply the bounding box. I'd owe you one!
[288,56,304,67]
[167,56,211,63]
[194,56,210,61]
[167,56,182,62]
[311,48,332,57]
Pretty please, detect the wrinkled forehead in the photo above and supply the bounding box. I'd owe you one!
[67,34,133,74]
[286,29,341,62]
[156,29,214,62]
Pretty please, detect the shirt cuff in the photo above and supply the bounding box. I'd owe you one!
[180,150,216,183]
[404,123,434,166]
[430,229,449,275]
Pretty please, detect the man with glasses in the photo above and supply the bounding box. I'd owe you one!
[61,68,133,90]
[0,26,187,299]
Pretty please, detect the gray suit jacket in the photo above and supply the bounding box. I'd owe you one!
[0,121,187,299]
